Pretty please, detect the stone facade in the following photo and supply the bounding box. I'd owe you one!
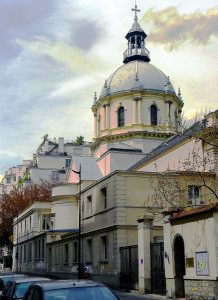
[185,279,218,300]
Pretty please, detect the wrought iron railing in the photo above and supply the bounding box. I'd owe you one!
[123,47,150,60]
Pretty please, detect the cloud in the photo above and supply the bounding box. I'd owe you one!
[16,36,101,74]
[141,6,218,50]
[0,0,55,60]
[49,77,95,99]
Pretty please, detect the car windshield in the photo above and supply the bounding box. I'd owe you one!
[45,286,118,300]
[1,278,14,288]
[13,282,35,298]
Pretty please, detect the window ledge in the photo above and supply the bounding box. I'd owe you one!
[100,259,109,263]
[85,260,93,264]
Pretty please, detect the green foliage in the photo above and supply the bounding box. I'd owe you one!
[39,134,49,148]
[75,136,84,145]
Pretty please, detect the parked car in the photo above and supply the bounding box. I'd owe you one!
[0,277,51,300]
[0,275,27,292]
[23,280,120,300]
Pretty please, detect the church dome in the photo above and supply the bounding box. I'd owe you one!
[99,60,176,99]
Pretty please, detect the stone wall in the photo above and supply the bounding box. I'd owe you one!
[185,280,218,300]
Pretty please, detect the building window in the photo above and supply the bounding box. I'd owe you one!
[118,107,125,127]
[188,186,201,207]
[73,242,78,262]
[20,246,22,263]
[52,171,59,180]
[87,239,92,262]
[41,239,45,259]
[64,244,69,263]
[24,220,27,235]
[38,240,41,259]
[34,241,37,259]
[42,215,51,230]
[66,159,71,168]
[6,177,11,184]
[55,246,60,265]
[101,236,108,260]
[101,188,107,209]
[28,243,32,262]
[87,196,92,216]
[24,245,26,262]
[150,105,157,125]
[29,216,31,231]
[19,167,22,172]
[14,176,16,182]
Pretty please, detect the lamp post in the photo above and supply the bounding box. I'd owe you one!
[59,165,82,279]
[73,165,82,279]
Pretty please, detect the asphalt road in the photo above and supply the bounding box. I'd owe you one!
[113,290,169,300]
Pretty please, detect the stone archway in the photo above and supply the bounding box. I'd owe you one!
[174,235,185,298]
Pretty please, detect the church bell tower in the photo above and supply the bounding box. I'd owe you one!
[123,3,150,64]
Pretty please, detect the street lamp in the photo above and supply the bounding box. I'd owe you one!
[59,165,82,279]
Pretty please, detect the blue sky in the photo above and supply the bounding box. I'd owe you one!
[0,0,217,176]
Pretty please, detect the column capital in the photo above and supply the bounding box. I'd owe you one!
[133,96,142,101]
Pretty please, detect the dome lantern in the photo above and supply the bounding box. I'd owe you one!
[123,2,150,64]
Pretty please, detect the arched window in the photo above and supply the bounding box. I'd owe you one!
[150,105,157,125]
[118,107,125,127]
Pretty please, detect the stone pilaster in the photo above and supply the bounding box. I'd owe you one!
[106,104,110,129]
[94,113,97,137]
[137,217,153,294]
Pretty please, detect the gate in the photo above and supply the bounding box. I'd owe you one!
[150,242,166,295]
[120,245,138,290]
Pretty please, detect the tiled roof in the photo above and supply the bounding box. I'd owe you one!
[170,202,218,220]
[128,120,204,171]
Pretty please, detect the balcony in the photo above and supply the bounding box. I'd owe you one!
[123,46,150,63]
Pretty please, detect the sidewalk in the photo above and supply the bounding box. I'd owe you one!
[113,290,170,300]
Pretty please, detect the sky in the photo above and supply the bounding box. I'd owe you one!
[0,0,217,175]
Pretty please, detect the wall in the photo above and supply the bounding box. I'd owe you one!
[52,198,78,230]
[164,211,218,299]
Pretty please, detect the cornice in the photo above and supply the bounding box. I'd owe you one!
[90,129,174,151]
[92,89,183,111]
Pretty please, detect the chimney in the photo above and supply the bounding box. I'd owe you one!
[58,137,64,155]
[45,140,49,154]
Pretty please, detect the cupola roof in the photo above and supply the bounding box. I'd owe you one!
[100,60,178,99]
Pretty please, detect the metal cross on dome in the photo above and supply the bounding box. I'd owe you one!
[131,1,140,22]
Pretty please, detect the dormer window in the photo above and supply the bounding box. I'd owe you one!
[118,107,125,127]
[151,105,157,125]
[188,186,201,207]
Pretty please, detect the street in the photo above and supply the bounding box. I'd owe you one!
[113,290,169,300]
